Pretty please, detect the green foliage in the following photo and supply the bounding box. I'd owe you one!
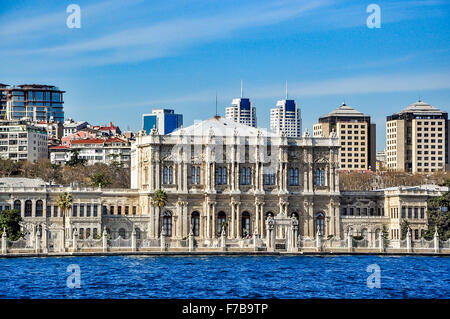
[90,172,112,188]
[400,220,411,240]
[66,149,87,167]
[382,225,389,248]
[422,181,450,241]
[152,189,168,209]
[0,209,23,241]
[57,192,73,218]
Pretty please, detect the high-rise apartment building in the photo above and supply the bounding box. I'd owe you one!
[314,103,376,171]
[386,100,448,173]
[270,98,302,137]
[0,84,65,123]
[225,83,257,128]
[142,109,183,135]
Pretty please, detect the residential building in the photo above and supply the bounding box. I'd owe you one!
[49,145,71,165]
[376,149,387,171]
[93,122,122,136]
[386,100,448,173]
[0,84,65,123]
[142,109,183,135]
[314,103,376,171]
[63,118,89,137]
[270,98,302,137]
[69,137,130,166]
[0,120,48,162]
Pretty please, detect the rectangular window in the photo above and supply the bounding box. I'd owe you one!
[414,207,418,219]
[80,205,84,217]
[54,205,58,217]
[73,205,78,217]
[110,206,114,215]
[103,205,107,215]
[93,205,98,217]
[86,205,91,217]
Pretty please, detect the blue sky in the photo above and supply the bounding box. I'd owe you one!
[0,0,449,150]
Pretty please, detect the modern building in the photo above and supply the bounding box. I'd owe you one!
[142,109,183,135]
[386,100,448,173]
[0,84,65,123]
[225,84,257,128]
[314,103,376,171]
[270,98,302,137]
[0,117,445,252]
[376,149,387,171]
[0,120,48,162]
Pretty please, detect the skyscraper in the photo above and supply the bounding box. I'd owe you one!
[225,81,257,128]
[270,85,301,137]
[386,100,448,173]
[0,84,65,123]
[142,109,183,135]
[314,102,376,171]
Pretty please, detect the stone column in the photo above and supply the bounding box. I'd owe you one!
[266,217,274,252]
[347,228,353,252]
[72,229,78,251]
[211,202,216,238]
[160,227,166,251]
[149,199,155,238]
[315,226,322,252]
[42,226,48,253]
[303,171,308,192]
[254,202,260,237]
[379,231,384,252]
[35,227,41,253]
[32,200,36,218]
[220,228,226,251]
[406,228,412,253]
[236,203,241,238]
[308,165,313,192]
[1,228,7,254]
[149,161,154,192]
[102,227,108,252]
[188,230,194,252]
[308,203,314,237]
[206,202,211,239]
[434,227,440,253]
[183,163,188,192]
[131,228,137,252]
[230,201,235,239]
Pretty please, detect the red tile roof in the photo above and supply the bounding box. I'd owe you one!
[71,138,105,144]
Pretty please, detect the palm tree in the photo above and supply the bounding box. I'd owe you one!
[152,189,168,236]
[57,192,73,249]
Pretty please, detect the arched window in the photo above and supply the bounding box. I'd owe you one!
[291,212,299,219]
[191,211,200,236]
[222,167,227,184]
[241,167,246,184]
[118,228,126,239]
[246,168,251,185]
[271,171,275,185]
[13,200,21,214]
[217,212,226,234]
[316,168,320,185]
[241,212,250,237]
[320,169,325,186]
[163,166,168,184]
[25,200,32,217]
[162,211,172,237]
[196,167,200,184]
[294,168,299,186]
[217,167,222,185]
[168,166,173,184]
[191,167,195,184]
[361,228,367,238]
[266,212,274,219]
[315,212,325,236]
[375,229,381,239]
[36,200,43,217]
[289,168,294,185]
[135,228,141,240]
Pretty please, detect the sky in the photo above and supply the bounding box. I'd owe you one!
[0,0,449,151]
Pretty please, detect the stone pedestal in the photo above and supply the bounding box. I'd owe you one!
[434,227,440,253]
[102,228,108,252]
[1,228,7,255]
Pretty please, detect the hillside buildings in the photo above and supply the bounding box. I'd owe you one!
[0,120,48,162]
[0,84,65,123]
[386,100,449,173]
[313,103,376,171]
[142,109,183,135]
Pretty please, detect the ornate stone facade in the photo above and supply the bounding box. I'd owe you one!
[0,117,445,250]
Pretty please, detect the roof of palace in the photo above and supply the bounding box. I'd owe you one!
[376,184,449,192]
[169,116,278,137]
[0,177,48,188]
[323,103,368,118]
[397,100,443,114]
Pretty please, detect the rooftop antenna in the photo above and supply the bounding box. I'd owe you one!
[240,80,243,98]
[285,81,288,99]
[215,91,218,116]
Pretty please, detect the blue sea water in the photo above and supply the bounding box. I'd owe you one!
[0,255,448,299]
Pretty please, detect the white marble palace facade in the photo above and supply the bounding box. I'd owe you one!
[0,116,445,248]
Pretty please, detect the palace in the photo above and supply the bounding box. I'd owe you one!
[0,116,446,252]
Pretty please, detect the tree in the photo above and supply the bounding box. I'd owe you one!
[0,209,23,241]
[66,149,87,167]
[0,159,20,177]
[422,187,450,241]
[57,192,73,245]
[152,189,168,235]
[400,220,411,240]
[90,172,112,188]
